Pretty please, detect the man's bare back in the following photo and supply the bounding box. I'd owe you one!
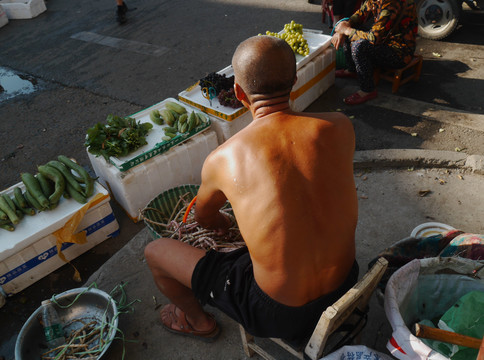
[146,35,359,343]
[195,109,357,306]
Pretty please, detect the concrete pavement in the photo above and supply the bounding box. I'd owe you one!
[79,149,484,360]
[1,1,483,358]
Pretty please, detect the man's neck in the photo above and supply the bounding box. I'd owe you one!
[248,93,292,119]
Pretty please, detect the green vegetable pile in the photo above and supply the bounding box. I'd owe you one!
[85,115,153,160]
[0,156,96,232]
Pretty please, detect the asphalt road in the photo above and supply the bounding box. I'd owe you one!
[0,0,483,358]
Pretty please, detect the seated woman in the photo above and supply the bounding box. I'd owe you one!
[322,0,359,28]
[331,0,418,105]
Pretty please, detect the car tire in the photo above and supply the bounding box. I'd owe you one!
[416,0,461,40]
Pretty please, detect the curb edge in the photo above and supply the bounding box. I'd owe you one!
[354,149,484,175]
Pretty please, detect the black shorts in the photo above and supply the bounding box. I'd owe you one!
[191,246,359,343]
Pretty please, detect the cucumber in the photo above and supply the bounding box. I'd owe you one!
[13,187,28,208]
[12,197,35,216]
[57,156,94,198]
[0,223,14,232]
[24,188,44,211]
[36,172,54,198]
[1,194,16,213]
[21,172,49,209]
[46,160,83,193]
[65,182,87,204]
[15,209,24,221]
[37,165,65,206]
[63,189,71,199]
[0,195,20,224]
[69,171,85,184]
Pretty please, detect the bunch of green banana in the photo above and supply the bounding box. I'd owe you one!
[161,111,208,142]
[149,109,163,125]
[162,126,178,141]
[151,101,189,127]
[165,101,187,115]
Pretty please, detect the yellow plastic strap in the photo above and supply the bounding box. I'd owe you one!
[53,193,107,282]
[290,60,336,101]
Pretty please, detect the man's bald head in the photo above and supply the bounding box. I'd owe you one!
[232,36,296,97]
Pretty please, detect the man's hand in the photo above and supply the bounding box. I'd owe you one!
[331,32,346,50]
[195,201,232,236]
[213,212,232,236]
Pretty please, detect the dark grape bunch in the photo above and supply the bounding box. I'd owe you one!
[199,72,235,94]
[218,88,243,109]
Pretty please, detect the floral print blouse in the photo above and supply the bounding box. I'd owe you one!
[347,0,418,64]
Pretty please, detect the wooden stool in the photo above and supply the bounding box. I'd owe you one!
[374,55,423,93]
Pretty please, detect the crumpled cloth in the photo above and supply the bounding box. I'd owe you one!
[369,229,484,291]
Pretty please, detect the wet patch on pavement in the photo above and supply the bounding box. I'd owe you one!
[0,67,40,103]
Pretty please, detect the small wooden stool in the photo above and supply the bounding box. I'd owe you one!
[374,54,423,93]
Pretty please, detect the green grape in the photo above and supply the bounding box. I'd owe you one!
[261,21,310,56]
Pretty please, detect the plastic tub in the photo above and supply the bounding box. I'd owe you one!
[15,287,118,360]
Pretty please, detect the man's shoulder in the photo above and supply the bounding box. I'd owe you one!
[300,111,353,128]
[205,135,243,163]
[305,112,355,144]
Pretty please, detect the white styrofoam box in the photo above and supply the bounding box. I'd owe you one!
[0,183,119,296]
[290,46,336,112]
[88,130,219,221]
[178,65,249,122]
[0,181,110,261]
[100,98,211,172]
[0,0,46,19]
[288,29,332,70]
[208,110,253,144]
[272,29,331,70]
[178,31,332,123]
[0,4,8,28]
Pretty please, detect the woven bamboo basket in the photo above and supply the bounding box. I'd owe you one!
[140,185,243,251]
[140,184,199,240]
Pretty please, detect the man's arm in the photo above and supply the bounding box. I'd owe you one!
[194,151,232,234]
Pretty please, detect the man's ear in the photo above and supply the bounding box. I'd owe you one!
[234,82,248,103]
[293,75,298,86]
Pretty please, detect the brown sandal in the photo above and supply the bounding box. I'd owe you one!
[160,304,220,342]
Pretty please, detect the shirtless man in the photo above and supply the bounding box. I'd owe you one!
[144,35,359,344]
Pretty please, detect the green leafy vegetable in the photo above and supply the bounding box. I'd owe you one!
[85,115,153,160]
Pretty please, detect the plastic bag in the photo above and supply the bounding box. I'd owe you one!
[435,290,484,360]
[320,345,394,360]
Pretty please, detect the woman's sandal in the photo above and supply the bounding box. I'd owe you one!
[343,90,378,105]
[160,304,221,342]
